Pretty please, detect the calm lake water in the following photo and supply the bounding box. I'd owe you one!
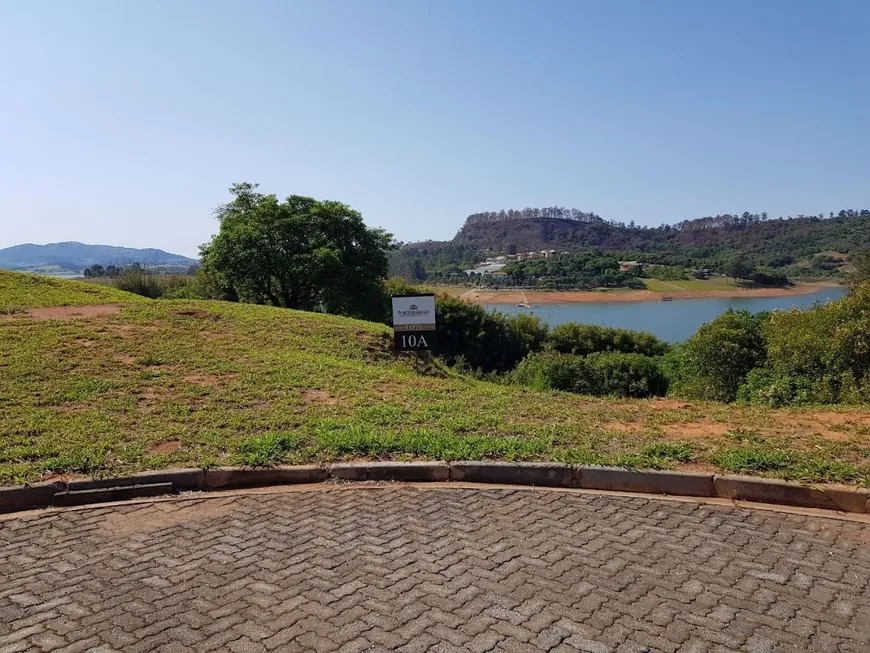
[488,287,847,343]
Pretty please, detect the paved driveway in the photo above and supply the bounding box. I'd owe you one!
[1,486,869,653]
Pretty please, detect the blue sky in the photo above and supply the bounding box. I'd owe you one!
[1,0,868,256]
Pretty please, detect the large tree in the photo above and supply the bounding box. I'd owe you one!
[201,183,393,320]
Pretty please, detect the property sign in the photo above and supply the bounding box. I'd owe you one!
[391,294,436,351]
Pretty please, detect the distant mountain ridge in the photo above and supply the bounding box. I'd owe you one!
[0,242,197,274]
[446,208,870,256]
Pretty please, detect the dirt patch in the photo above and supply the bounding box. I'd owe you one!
[663,422,731,440]
[53,403,94,413]
[148,440,183,455]
[118,355,137,365]
[138,387,169,407]
[303,390,340,406]
[601,421,640,433]
[771,411,870,442]
[650,399,693,410]
[99,500,236,537]
[73,338,97,348]
[25,305,121,320]
[172,309,220,321]
[183,374,236,387]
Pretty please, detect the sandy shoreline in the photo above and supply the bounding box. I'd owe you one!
[460,283,837,305]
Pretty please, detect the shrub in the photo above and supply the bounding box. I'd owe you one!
[749,268,790,287]
[548,323,668,358]
[762,281,870,404]
[584,352,669,398]
[669,309,767,402]
[511,351,667,398]
[511,351,589,393]
[433,296,547,373]
[737,368,814,407]
[113,269,165,298]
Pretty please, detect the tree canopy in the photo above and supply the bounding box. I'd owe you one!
[201,183,393,321]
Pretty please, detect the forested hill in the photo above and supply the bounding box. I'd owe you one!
[450,208,870,257]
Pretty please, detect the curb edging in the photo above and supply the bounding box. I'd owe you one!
[1,463,867,515]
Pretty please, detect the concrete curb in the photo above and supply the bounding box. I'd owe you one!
[0,463,867,515]
[578,466,714,497]
[330,461,449,482]
[713,475,869,513]
[53,483,174,507]
[450,461,574,487]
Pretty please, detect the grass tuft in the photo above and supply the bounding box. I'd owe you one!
[236,432,304,467]
[641,442,695,463]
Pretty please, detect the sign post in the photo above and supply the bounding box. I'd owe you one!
[391,294,436,367]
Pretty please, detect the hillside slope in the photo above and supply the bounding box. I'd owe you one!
[0,241,197,273]
[451,211,870,257]
[1,297,868,485]
[0,269,148,312]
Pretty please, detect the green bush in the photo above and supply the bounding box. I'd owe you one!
[749,268,790,287]
[737,368,814,407]
[113,270,165,299]
[584,352,669,398]
[511,351,589,392]
[548,323,668,358]
[511,350,667,398]
[433,295,548,373]
[112,270,233,301]
[762,281,870,404]
[669,309,767,402]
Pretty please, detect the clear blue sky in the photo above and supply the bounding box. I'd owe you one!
[1,0,868,257]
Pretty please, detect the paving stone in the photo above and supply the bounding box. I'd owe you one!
[1,487,869,652]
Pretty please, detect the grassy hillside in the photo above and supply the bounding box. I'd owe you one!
[1,299,868,486]
[0,269,147,312]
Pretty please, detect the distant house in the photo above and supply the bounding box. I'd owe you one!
[464,263,507,276]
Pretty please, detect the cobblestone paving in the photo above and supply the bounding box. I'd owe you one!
[2,486,869,653]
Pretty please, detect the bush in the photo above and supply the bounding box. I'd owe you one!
[112,270,233,301]
[762,281,870,404]
[113,269,165,298]
[737,368,814,407]
[749,268,790,287]
[433,296,547,373]
[584,352,669,398]
[511,351,667,398]
[511,351,589,392]
[548,323,668,358]
[669,309,767,402]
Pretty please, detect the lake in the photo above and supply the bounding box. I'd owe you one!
[488,286,847,342]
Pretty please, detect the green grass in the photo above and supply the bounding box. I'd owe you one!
[1,277,868,485]
[642,277,742,292]
[236,432,305,466]
[0,270,147,311]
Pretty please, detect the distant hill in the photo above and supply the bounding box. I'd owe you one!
[0,242,197,275]
[391,208,870,280]
[450,208,870,258]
